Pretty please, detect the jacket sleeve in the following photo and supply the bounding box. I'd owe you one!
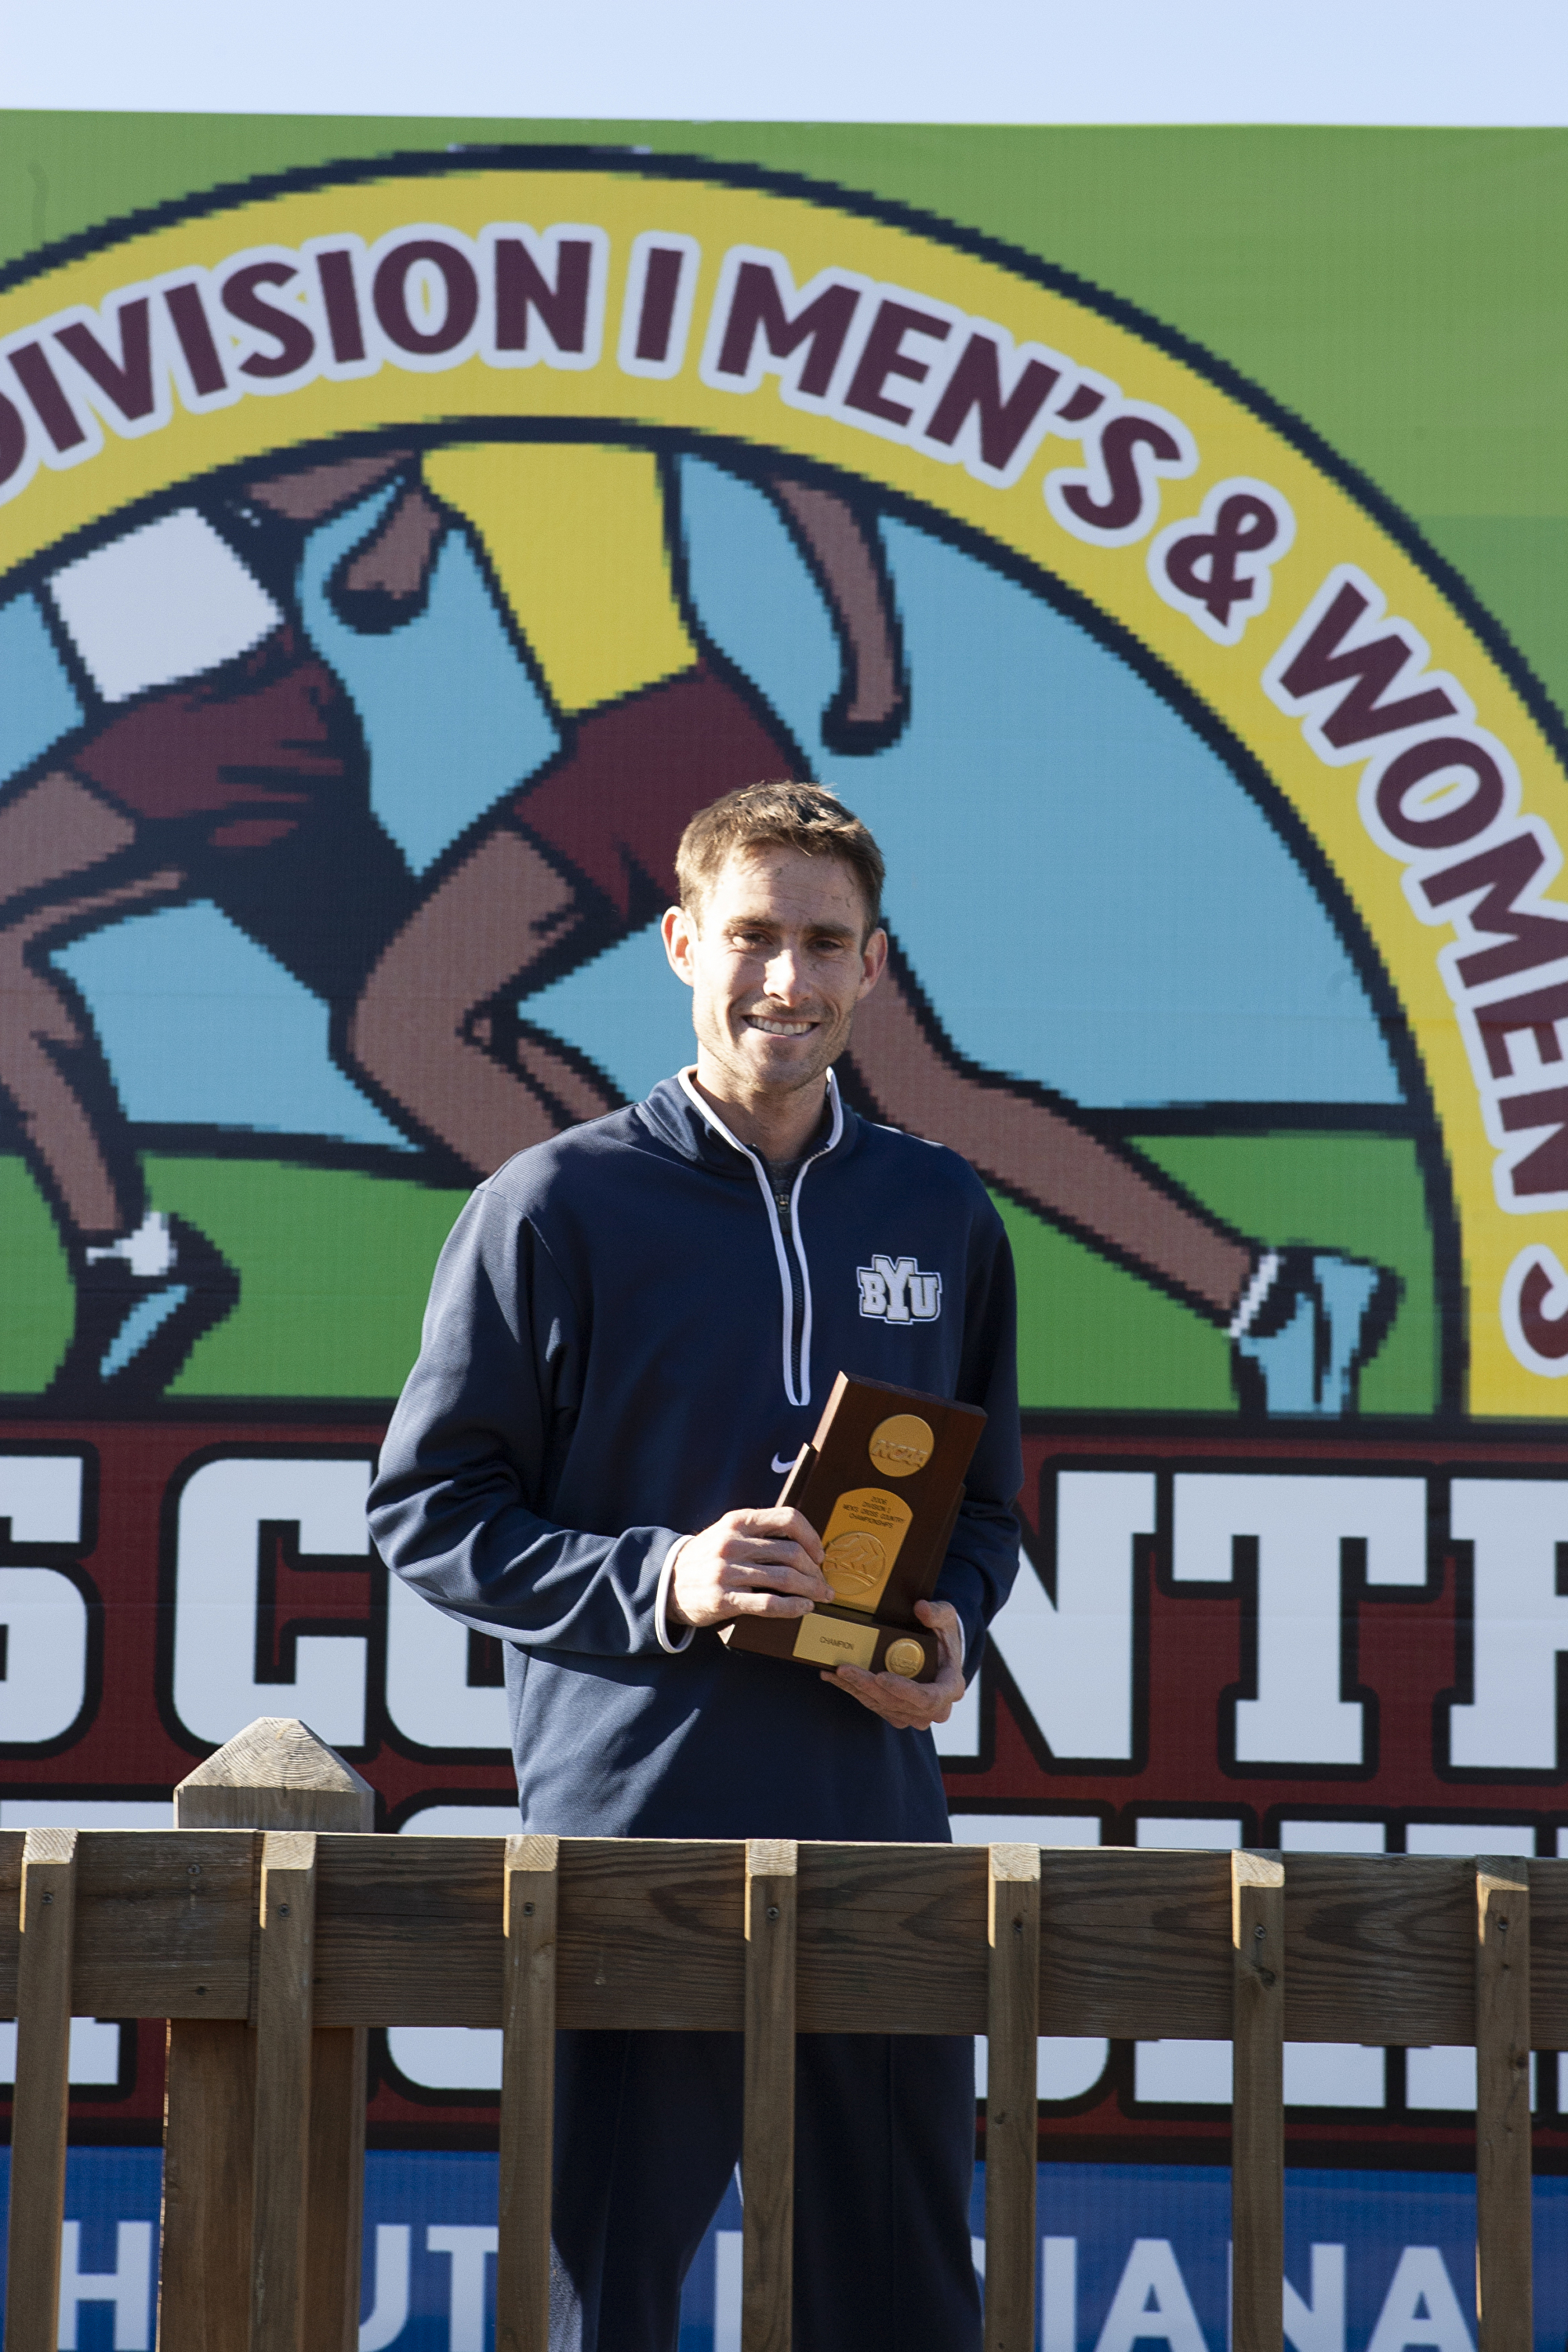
[933,1192,1023,1670]
[368,1182,681,1656]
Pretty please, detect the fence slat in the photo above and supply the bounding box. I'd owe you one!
[1475,1860,1531,2352]
[159,2016,257,2351]
[498,1834,560,2352]
[742,1838,798,2352]
[250,1831,318,2352]
[5,1829,77,2352]
[985,1845,1040,2352]
[306,2027,367,2352]
[1231,1853,1284,2352]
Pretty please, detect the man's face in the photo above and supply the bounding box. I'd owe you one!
[662,844,887,1109]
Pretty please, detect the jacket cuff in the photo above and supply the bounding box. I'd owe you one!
[655,1535,696,1653]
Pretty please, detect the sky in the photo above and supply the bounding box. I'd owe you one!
[0,0,1563,124]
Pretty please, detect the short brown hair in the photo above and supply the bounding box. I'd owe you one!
[675,781,885,933]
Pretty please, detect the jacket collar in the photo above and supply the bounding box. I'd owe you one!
[637,1067,857,1177]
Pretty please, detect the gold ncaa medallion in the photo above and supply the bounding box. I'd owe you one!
[867,1414,935,1478]
[884,1638,926,1679]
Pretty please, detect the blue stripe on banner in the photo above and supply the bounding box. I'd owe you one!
[0,2152,1561,2350]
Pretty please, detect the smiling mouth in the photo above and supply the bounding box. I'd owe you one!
[744,1015,816,1037]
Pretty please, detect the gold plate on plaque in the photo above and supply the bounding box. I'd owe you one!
[793,1613,879,1669]
[884,1638,927,1679]
[867,1414,935,1478]
[819,1487,912,1610]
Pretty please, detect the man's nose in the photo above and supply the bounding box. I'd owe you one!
[763,948,808,999]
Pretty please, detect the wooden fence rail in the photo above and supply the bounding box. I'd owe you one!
[0,1721,1547,2352]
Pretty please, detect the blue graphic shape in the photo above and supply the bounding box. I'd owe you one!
[0,593,82,783]
[299,486,561,875]
[522,924,695,1108]
[9,2152,1565,2351]
[1315,1251,1389,1412]
[676,458,1401,1110]
[53,902,412,1148]
[100,1282,187,1381]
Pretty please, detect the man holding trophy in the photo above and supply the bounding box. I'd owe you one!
[370,780,1022,2351]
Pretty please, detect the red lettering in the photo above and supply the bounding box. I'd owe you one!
[1498,1088,1568,1196]
[315,250,367,365]
[222,263,316,380]
[493,238,593,354]
[1059,414,1182,535]
[1278,581,1457,751]
[1519,1261,1568,1359]
[1374,735,1505,852]
[712,261,860,398]
[634,246,685,365]
[843,299,951,428]
[162,283,227,398]
[373,241,479,358]
[1055,382,1105,425]
[0,389,27,485]
[924,332,1060,472]
[8,341,87,452]
[1419,831,1568,989]
[1475,977,1568,1078]
[54,299,155,423]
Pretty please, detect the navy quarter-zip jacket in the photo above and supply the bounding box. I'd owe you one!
[368,1070,1022,1842]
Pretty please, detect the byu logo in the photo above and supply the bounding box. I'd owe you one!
[857,1254,942,1324]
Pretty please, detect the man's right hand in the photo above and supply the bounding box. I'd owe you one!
[668,1508,833,1629]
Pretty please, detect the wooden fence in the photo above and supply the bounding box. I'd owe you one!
[0,1718,1544,2352]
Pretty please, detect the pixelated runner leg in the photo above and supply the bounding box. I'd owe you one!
[347,826,611,1177]
[0,785,239,1403]
[844,946,1255,1320]
[347,445,804,1173]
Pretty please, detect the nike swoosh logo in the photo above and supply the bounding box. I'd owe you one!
[771,1453,798,1475]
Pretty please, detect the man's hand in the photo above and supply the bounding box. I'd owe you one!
[823,1599,965,1729]
[669,1508,832,1629]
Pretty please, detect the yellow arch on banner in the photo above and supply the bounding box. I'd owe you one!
[2,162,1565,1418]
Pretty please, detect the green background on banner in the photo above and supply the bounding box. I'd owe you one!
[0,118,1558,1411]
[5,118,1563,716]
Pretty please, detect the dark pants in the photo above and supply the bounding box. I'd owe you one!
[550,2028,982,2352]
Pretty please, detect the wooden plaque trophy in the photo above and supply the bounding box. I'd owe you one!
[718,1372,985,1683]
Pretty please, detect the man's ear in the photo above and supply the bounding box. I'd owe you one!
[662,903,696,986]
[857,926,889,999]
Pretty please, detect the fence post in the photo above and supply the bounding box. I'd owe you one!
[498,1833,559,2352]
[742,1838,798,2352]
[985,1843,1040,2352]
[158,1717,373,2352]
[4,1829,78,2352]
[1231,1852,1284,2352]
[1475,1858,1531,2352]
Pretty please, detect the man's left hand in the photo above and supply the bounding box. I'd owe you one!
[822,1599,965,1728]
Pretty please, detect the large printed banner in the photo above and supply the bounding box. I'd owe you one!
[2,122,1568,2344]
